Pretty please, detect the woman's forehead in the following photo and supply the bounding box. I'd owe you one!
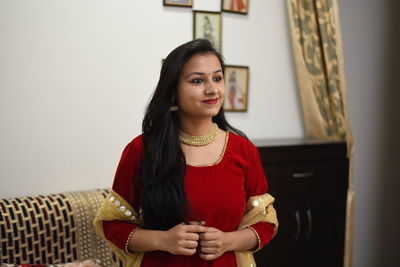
[182,54,222,73]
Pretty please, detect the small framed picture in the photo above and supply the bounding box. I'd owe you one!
[193,11,222,52]
[221,0,249,15]
[163,0,193,8]
[223,65,249,112]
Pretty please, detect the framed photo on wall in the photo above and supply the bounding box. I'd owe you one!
[193,11,222,52]
[163,0,193,8]
[223,65,249,112]
[221,0,249,15]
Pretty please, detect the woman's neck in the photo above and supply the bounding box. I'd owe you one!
[179,116,214,136]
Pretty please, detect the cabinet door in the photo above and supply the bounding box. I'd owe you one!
[254,197,303,267]
[255,195,346,267]
[253,236,277,267]
[303,195,346,267]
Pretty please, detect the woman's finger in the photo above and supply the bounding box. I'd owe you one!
[185,232,200,241]
[179,247,197,256]
[199,240,216,247]
[199,253,217,261]
[200,246,217,254]
[185,224,206,233]
[183,240,199,249]
[187,221,205,226]
[199,231,219,240]
[204,227,218,232]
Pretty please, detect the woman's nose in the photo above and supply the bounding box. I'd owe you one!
[205,79,218,94]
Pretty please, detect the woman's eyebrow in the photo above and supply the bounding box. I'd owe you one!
[185,69,223,79]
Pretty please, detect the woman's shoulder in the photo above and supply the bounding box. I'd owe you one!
[228,131,258,154]
[121,133,144,156]
[130,133,144,147]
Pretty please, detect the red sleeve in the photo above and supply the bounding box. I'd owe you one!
[244,142,276,248]
[103,136,143,250]
[103,221,138,250]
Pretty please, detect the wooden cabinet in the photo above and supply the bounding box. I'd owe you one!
[252,139,348,267]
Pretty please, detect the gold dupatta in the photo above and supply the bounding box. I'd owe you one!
[93,191,278,267]
[93,190,144,267]
[235,193,279,267]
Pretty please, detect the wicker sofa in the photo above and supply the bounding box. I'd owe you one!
[0,189,122,267]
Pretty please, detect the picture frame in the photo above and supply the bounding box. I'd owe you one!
[193,11,222,52]
[223,65,249,112]
[163,0,193,8]
[221,0,249,15]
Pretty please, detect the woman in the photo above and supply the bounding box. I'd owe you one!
[94,39,278,267]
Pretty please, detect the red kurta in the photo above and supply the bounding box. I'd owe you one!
[103,132,275,266]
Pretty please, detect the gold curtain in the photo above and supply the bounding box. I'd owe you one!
[286,1,354,266]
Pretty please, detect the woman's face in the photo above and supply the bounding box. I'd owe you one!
[177,53,225,120]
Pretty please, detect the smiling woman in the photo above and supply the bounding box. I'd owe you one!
[177,53,225,131]
[93,39,278,267]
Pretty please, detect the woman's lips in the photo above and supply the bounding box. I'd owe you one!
[202,98,218,104]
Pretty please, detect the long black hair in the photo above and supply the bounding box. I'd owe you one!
[140,39,246,230]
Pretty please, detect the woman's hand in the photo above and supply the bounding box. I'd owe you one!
[198,227,232,261]
[198,226,259,261]
[161,222,206,256]
[129,223,258,256]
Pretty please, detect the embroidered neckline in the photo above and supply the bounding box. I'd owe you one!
[186,131,229,167]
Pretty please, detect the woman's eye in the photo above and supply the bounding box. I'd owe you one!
[191,78,203,84]
[213,76,223,82]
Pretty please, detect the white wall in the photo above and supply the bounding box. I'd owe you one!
[0,0,302,198]
[339,0,400,266]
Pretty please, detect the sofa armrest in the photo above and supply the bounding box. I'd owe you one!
[0,189,122,267]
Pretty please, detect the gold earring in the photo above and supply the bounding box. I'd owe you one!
[170,105,178,112]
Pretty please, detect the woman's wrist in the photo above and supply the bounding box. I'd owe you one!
[223,231,236,252]
[156,230,169,252]
[125,227,141,254]
[224,228,259,252]
[246,226,261,252]
[128,228,167,252]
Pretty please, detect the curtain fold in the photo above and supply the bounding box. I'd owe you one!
[286,1,354,266]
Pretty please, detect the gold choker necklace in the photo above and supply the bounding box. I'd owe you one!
[179,123,218,146]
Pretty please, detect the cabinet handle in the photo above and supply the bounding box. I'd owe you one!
[292,172,315,178]
[305,209,313,240]
[294,210,301,241]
